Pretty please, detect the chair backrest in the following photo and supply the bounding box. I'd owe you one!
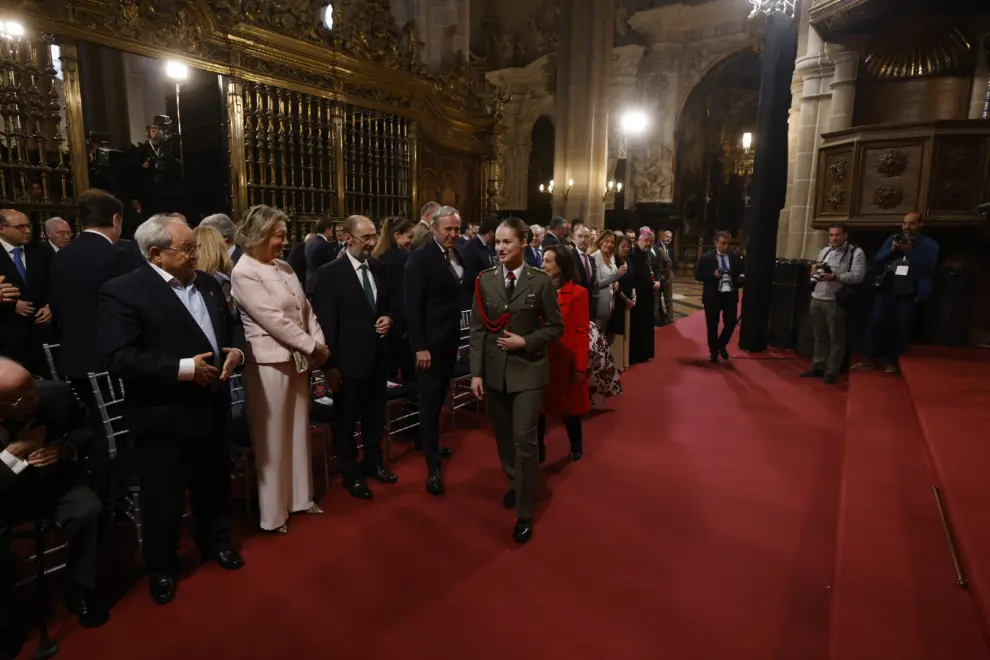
[457,310,471,357]
[42,343,60,381]
[229,373,245,407]
[86,371,127,460]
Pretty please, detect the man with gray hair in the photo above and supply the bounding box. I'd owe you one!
[43,217,72,254]
[410,200,441,250]
[525,224,544,267]
[99,213,246,604]
[199,213,242,264]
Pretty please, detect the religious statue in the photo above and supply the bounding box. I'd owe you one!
[633,144,674,203]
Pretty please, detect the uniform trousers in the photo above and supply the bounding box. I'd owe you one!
[244,362,314,531]
[485,386,544,521]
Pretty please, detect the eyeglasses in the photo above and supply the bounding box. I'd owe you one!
[162,245,197,255]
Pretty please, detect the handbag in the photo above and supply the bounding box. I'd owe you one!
[290,350,310,374]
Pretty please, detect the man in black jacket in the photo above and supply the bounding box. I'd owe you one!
[404,205,462,495]
[313,215,398,500]
[459,214,499,309]
[0,210,52,375]
[0,359,108,657]
[694,231,745,363]
[305,217,339,296]
[99,214,245,606]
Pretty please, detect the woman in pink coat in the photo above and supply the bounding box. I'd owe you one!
[231,205,330,533]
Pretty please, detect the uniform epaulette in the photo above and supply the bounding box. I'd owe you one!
[526,267,549,278]
[482,265,499,273]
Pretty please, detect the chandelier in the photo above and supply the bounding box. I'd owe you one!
[748,0,796,18]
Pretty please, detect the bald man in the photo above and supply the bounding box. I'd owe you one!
[0,358,108,643]
[0,210,51,374]
[312,215,398,499]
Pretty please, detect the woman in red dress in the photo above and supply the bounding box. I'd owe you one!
[538,245,590,462]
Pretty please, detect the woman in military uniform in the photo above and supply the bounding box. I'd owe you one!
[469,217,563,544]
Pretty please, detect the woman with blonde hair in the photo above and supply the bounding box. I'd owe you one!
[231,204,330,533]
[194,225,234,304]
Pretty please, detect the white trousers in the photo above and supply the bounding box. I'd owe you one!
[244,362,314,530]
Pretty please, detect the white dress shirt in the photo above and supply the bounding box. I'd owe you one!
[344,249,378,302]
[0,427,28,476]
[434,237,464,281]
[503,263,524,282]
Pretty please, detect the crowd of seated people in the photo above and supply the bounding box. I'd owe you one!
[0,193,638,658]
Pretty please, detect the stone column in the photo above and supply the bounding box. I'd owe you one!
[554,0,615,226]
[608,45,645,209]
[782,24,831,258]
[826,42,857,132]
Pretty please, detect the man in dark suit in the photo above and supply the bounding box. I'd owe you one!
[199,213,243,265]
[524,224,544,268]
[313,215,398,500]
[694,231,745,363]
[0,359,108,656]
[405,205,463,495]
[0,210,52,375]
[570,224,599,317]
[42,217,73,258]
[460,214,500,309]
[542,216,568,250]
[287,233,314,286]
[305,217,338,296]
[99,214,245,606]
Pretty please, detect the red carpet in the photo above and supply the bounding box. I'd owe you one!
[24,313,847,660]
[901,348,990,642]
[829,369,988,660]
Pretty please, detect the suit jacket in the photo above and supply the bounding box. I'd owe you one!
[405,237,465,356]
[572,247,599,317]
[469,264,563,393]
[287,239,309,286]
[650,245,673,280]
[874,232,939,302]
[461,236,496,306]
[231,245,244,265]
[377,247,409,335]
[524,245,543,268]
[0,379,93,494]
[410,221,433,250]
[304,235,335,296]
[694,249,745,305]
[542,233,560,250]
[230,255,323,365]
[0,242,51,357]
[98,265,245,441]
[312,255,389,379]
[48,232,143,379]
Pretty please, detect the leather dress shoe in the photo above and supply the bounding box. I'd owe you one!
[344,477,374,500]
[719,348,730,360]
[513,519,533,544]
[365,464,399,484]
[439,445,453,458]
[570,449,583,461]
[210,548,245,571]
[149,573,177,605]
[708,354,719,363]
[66,584,109,628]
[503,489,516,510]
[426,469,445,495]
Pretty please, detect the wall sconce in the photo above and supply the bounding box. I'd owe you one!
[564,178,573,202]
[602,180,623,202]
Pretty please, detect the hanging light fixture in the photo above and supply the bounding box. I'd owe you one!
[748,0,795,18]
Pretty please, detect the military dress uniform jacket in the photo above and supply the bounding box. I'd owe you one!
[469,265,564,393]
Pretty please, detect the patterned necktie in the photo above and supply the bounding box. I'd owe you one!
[10,247,26,282]
[505,271,516,298]
[359,264,375,309]
[720,254,728,274]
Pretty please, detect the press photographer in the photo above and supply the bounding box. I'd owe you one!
[800,223,865,385]
[852,212,939,375]
[134,116,183,215]
[0,358,108,658]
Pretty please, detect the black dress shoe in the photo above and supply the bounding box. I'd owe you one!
[364,464,399,484]
[823,373,838,385]
[513,518,533,544]
[719,348,730,360]
[538,442,546,464]
[800,368,825,378]
[503,489,516,510]
[344,477,374,500]
[66,584,109,628]
[439,445,453,458]
[708,354,719,363]
[426,469,445,495]
[570,450,583,461]
[210,548,245,571]
[149,573,176,605]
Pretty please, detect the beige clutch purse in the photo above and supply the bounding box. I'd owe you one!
[291,350,309,374]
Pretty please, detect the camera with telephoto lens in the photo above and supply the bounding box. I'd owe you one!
[809,261,832,289]
[893,231,915,249]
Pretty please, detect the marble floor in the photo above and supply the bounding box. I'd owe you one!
[670,276,703,321]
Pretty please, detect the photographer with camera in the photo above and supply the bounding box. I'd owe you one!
[800,223,865,385]
[134,117,182,216]
[852,212,939,375]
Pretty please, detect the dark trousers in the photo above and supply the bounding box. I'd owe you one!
[1,475,102,624]
[862,291,917,366]
[537,414,583,453]
[136,433,232,574]
[416,340,457,472]
[332,352,388,479]
[389,332,416,383]
[486,386,543,521]
[704,291,739,354]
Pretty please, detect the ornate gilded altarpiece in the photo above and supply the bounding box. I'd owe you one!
[2,0,492,234]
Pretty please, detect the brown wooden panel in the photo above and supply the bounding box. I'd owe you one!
[855,141,926,216]
[417,134,481,224]
[929,136,987,214]
[853,77,971,126]
[816,148,855,217]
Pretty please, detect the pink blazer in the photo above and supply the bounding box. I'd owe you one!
[231,255,324,365]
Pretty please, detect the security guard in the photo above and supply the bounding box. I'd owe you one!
[469,217,563,544]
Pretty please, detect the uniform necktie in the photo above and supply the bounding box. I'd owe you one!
[10,247,26,282]
[505,271,516,298]
[359,264,375,309]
